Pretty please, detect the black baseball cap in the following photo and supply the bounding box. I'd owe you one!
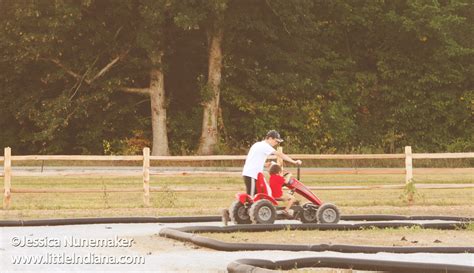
[266,130,284,142]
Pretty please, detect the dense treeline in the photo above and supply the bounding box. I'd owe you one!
[0,0,472,155]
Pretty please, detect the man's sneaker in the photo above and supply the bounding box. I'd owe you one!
[278,209,294,218]
[221,209,230,226]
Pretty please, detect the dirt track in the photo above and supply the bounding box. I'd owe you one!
[1,221,473,272]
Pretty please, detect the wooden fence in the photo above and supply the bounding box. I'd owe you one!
[1,146,473,209]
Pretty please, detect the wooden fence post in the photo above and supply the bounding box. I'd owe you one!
[143,147,150,207]
[3,147,12,209]
[405,146,413,184]
[277,146,283,167]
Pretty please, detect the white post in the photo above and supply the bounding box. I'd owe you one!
[143,147,150,207]
[405,146,413,184]
[3,147,12,209]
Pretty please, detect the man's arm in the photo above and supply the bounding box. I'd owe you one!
[273,150,302,165]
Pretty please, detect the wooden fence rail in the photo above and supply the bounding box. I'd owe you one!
[10,155,143,161]
[2,146,473,209]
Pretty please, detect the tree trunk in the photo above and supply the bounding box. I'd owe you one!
[198,27,223,155]
[149,52,169,156]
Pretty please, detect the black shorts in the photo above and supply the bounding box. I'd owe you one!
[243,176,257,196]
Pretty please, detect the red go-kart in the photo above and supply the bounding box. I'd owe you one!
[229,166,340,224]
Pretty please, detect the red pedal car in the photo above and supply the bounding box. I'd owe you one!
[229,166,340,224]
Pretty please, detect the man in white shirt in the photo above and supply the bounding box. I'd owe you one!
[242,130,302,196]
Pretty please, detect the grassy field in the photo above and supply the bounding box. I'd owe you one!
[1,173,473,219]
[8,157,474,168]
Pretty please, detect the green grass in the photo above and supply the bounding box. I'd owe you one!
[1,174,473,219]
[9,157,474,168]
[301,173,473,185]
[4,188,473,209]
[465,222,474,231]
[8,173,474,189]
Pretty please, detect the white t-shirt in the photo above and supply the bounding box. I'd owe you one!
[242,140,276,179]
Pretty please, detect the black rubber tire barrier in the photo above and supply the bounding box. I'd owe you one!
[227,257,474,273]
[1,214,472,227]
[0,216,220,227]
[175,222,469,233]
[340,215,474,222]
[159,224,474,253]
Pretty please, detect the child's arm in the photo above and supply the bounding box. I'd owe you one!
[283,172,292,186]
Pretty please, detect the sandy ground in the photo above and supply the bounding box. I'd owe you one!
[1,220,473,273]
[204,224,474,247]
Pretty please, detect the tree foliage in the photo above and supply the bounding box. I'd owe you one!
[0,0,472,154]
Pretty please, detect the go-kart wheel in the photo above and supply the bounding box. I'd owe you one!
[299,202,319,223]
[249,199,276,224]
[229,200,251,224]
[316,203,340,224]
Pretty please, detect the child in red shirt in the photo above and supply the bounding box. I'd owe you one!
[269,163,296,215]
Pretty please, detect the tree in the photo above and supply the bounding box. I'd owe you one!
[0,0,173,155]
[1,0,472,155]
[121,1,171,156]
[121,50,169,156]
[197,3,226,155]
[220,0,473,153]
[0,0,139,154]
[168,0,228,155]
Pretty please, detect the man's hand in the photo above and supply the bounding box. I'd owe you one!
[273,150,302,166]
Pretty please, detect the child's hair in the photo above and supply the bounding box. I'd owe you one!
[269,163,282,175]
